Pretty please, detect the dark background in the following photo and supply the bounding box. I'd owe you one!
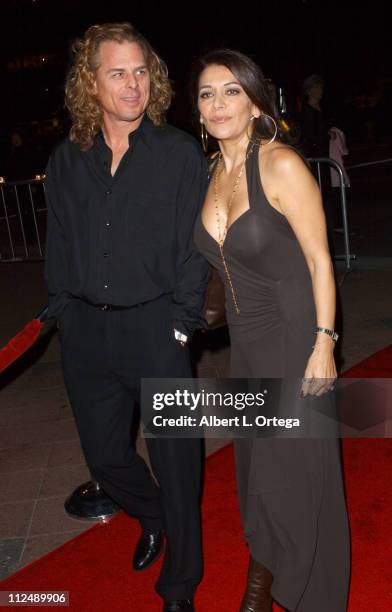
[0,0,390,178]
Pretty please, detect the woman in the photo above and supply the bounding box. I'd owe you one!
[192,50,350,611]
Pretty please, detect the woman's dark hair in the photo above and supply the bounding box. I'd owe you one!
[190,48,282,143]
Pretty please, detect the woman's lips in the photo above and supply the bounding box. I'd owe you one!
[211,116,231,124]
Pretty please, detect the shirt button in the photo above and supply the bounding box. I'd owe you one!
[105,189,112,195]
[105,221,111,227]
[104,284,109,289]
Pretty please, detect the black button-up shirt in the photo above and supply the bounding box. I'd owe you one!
[44,116,209,332]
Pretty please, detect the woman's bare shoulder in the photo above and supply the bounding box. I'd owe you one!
[259,142,307,174]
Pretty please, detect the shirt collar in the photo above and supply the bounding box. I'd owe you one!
[94,114,155,153]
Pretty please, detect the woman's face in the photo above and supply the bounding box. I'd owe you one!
[197,64,260,142]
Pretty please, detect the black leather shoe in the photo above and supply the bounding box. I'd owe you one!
[132,529,164,571]
[163,601,194,611]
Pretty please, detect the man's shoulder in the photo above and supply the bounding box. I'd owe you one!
[48,137,80,165]
[160,123,196,144]
[150,122,203,156]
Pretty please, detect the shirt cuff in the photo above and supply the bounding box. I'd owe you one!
[45,292,72,322]
[172,316,207,340]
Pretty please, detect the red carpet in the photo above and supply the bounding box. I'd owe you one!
[341,343,392,378]
[1,347,392,611]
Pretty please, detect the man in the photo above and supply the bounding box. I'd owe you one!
[44,22,209,612]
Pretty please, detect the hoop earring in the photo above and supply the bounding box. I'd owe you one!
[260,113,278,145]
[246,116,262,147]
[200,122,208,154]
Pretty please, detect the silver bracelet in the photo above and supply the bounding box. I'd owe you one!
[315,326,339,342]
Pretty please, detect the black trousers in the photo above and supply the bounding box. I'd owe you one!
[59,295,203,600]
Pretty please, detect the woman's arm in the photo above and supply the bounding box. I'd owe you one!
[263,146,336,396]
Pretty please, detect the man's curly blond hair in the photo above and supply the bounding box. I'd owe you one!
[65,22,172,150]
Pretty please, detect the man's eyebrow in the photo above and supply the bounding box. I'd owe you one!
[106,65,148,73]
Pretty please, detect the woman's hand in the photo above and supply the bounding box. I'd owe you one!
[301,336,337,397]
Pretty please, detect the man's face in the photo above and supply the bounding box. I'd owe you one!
[94,40,151,126]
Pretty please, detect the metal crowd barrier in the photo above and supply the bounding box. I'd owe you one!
[0,176,46,262]
[308,157,355,270]
[346,157,392,170]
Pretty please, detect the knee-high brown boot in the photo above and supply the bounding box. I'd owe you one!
[239,555,273,612]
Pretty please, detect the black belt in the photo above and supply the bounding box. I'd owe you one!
[98,304,132,311]
[76,293,172,311]
[77,298,133,311]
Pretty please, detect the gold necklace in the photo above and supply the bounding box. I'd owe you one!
[213,146,253,315]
